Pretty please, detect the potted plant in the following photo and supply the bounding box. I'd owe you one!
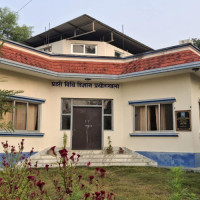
[106,136,113,154]
[118,147,124,154]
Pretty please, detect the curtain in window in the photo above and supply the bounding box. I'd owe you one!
[155,106,159,130]
[14,102,26,130]
[160,104,173,130]
[147,105,159,131]
[160,105,166,130]
[28,104,38,131]
[135,106,145,131]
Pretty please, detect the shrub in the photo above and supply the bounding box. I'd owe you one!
[168,167,198,200]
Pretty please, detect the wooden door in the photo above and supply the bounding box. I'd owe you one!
[72,107,102,150]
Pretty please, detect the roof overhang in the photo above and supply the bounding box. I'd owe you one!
[25,14,153,54]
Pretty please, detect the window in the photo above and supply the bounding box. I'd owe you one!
[1,100,39,131]
[61,99,71,130]
[103,100,113,130]
[134,103,174,132]
[115,51,123,58]
[72,44,97,55]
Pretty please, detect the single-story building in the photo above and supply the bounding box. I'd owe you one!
[1,15,200,168]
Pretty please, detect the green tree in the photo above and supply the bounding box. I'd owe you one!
[0,7,33,42]
[0,89,22,131]
[192,38,200,49]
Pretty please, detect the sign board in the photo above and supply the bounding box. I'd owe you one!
[51,81,119,89]
[175,110,191,131]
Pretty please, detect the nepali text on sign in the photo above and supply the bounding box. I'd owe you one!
[51,81,119,89]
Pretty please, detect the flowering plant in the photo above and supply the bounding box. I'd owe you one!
[0,139,115,200]
[46,146,115,199]
[0,139,49,199]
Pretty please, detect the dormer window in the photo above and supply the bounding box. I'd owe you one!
[72,44,97,55]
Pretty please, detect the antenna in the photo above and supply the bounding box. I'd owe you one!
[45,26,47,45]
[48,23,50,46]
[122,24,125,56]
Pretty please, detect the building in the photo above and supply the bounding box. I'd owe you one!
[0,15,200,168]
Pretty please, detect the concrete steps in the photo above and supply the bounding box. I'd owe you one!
[30,147,157,168]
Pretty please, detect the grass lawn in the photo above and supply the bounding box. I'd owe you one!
[36,166,200,200]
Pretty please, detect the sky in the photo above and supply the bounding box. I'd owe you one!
[1,0,200,50]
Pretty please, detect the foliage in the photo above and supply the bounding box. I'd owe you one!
[0,89,22,131]
[168,167,198,200]
[105,136,113,154]
[63,132,67,149]
[192,38,200,49]
[47,146,115,200]
[0,139,48,199]
[0,140,115,200]
[0,7,33,42]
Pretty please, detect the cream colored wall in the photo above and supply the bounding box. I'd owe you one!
[0,69,123,153]
[190,74,200,152]
[37,40,132,57]
[121,74,196,153]
[0,67,198,154]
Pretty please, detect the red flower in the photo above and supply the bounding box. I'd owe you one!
[34,161,38,168]
[70,155,74,161]
[30,148,34,156]
[57,186,61,192]
[59,149,68,158]
[85,193,90,200]
[89,175,94,184]
[45,164,49,171]
[87,162,91,167]
[77,154,80,158]
[2,141,8,148]
[36,180,45,191]
[14,185,18,190]
[27,176,35,181]
[101,190,105,196]
[81,184,85,189]
[51,146,57,156]
[67,189,73,195]
[11,145,15,153]
[100,168,106,178]
[95,192,100,197]
[78,174,82,181]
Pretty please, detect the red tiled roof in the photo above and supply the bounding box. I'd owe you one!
[1,45,200,75]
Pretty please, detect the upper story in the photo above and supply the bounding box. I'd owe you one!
[24,14,152,58]
[36,39,133,57]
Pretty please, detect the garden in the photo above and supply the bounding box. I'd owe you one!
[0,139,200,200]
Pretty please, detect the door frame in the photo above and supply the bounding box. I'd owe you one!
[70,102,104,150]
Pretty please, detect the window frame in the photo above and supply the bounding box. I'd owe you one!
[71,44,97,55]
[103,99,113,131]
[1,99,41,132]
[133,102,175,133]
